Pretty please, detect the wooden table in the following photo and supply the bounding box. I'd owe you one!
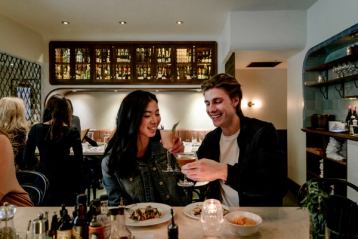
[14,206,309,239]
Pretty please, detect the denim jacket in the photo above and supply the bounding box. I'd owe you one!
[102,139,190,206]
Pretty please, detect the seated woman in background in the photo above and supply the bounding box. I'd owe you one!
[0,97,29,169]
[102,90,190,206]
[0,129,33,206]
[23,94,83,206]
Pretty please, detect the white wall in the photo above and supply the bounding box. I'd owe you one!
[237,69,287,129]
[0,14,45,64]
[229,10,306,51]
[67,91,214,131]
[287,0,358,185]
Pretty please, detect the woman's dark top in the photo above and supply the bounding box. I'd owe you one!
[23,123,83,205]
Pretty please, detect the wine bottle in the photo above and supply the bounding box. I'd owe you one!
[72,204,88,239]
[57,205,73,239]
[346,105,352,129]
[167,208,178,239]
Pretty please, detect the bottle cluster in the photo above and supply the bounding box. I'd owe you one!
[46,194,128,239]
[345,105,358,134]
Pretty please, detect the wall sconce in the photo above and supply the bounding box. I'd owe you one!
[247,101,255,107]
[242,99,262,109]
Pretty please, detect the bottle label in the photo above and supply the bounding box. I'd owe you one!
[88,226,105,239]
[57,229,72,239]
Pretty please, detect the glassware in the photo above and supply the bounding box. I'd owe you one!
[160,129,176,172]
[109,207,133,239]
[176,152,197,187]
[200,199,224,238]
[0,203,16,239]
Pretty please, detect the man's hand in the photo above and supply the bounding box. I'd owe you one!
[181,158,227,182]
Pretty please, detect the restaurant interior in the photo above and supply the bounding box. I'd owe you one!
[1,0,358,238]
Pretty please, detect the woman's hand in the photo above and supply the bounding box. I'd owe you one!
[170,136,184,154]
[181,158,227,182]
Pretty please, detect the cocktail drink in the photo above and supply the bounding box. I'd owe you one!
[160,129,175,172]
[160,130,174,150]
[176,153,197,187]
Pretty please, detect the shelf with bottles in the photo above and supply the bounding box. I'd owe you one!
[303,24,358,98]
[113,47,132,81]
[54,47,71,80]
[49,41,217,84]
[302,128,358,141]
[195,47,214,80]
[176,47,194,81]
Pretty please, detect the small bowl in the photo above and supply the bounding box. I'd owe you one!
[224,210,262,237]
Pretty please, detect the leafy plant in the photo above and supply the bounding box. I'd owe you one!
[299,180,329,239]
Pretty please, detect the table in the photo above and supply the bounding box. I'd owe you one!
[14,207,309,239]
[81,143,106,203]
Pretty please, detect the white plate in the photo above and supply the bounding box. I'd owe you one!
[125,202,172,227]
[329,129,347,133]
[183,201,229,220]
[194,181,209,187]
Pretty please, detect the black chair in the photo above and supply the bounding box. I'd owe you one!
[16,170,49,205]
[300,178,358,239]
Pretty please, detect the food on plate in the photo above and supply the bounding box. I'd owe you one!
[231,216,257,226]
[129,205,161,221]
[192,204,229,217]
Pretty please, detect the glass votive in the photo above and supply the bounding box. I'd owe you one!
[200,199,224,238]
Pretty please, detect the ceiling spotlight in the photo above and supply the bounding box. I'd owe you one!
[61,21,70,25]
[119,21,127,25]
[176,20,184,25]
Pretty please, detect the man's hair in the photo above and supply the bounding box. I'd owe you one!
[201,73,244,117]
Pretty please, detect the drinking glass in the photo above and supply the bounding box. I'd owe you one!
[175,153,197,187]
[160,129,176,172]
[200,199,224,238]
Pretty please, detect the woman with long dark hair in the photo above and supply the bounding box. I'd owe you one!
[23,94,83,205]
[102,90,189,206]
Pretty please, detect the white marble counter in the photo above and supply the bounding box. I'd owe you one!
[14,206,309,239]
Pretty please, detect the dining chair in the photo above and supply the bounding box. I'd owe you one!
[16,170,49,206]
[299,178,358,238]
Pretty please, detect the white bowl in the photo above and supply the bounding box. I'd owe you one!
[224,210,262,237]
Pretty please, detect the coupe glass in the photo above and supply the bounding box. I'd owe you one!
[200,199,224,238]
[175,152,197,187]
[160,129,175,172]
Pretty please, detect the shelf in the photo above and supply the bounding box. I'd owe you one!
[306,147,325,157]
[325,157,347,166]
[305,53,358,72]
[49,41,217,85]
[304,73,358,87]
[306,147,347,166]
[302,128,358,141]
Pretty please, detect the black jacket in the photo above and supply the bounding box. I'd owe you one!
[197,116,287,206]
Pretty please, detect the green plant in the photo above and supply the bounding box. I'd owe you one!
[299,181,329,239]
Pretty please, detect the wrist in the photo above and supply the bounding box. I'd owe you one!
[219,163,228,182]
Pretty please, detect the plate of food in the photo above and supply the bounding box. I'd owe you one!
[183,201,230,220]
[125,202,172,226]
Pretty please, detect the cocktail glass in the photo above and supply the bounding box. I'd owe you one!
[175,152,197,187]
[160,129,176,172]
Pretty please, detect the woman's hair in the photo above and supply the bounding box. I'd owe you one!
[106,90,158,177]
[0,97,29,155]
[201,73,244,118]
[43,94,71,141]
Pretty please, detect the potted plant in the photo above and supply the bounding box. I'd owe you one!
[299,180,329,239]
